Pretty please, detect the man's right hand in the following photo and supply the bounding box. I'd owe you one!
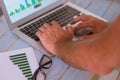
[71,15,109,39]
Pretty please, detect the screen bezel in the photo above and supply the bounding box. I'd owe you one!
[0,0,66,29]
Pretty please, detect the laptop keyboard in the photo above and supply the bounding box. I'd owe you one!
[20,6,81,41]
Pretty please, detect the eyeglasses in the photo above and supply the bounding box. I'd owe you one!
[32,55,52,80]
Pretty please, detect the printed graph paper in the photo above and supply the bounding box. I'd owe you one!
[10,53,32,80]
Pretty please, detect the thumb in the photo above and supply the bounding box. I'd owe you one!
[74,21,93,32]
[81,35,94,39]
[79,34,97,40]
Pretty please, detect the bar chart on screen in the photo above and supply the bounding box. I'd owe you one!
[10,0,43,16]
[3,0,58,23]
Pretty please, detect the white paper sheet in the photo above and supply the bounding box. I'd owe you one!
[0,47,44,80]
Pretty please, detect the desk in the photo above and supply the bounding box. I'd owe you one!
[0,0,120,80]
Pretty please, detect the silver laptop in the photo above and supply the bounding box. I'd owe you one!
[0,0,106,55]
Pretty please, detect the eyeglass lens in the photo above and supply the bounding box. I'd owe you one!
[32,55,52,80]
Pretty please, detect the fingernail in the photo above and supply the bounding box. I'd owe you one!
[43,23,47,27]
[52,20,57,23]
[36,31,39,35]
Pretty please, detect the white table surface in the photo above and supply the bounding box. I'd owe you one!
[0,0,120,80]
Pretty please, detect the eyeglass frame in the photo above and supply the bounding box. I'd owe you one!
[32,55,52,80]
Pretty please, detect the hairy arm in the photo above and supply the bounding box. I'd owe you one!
[55,16,120,74]
[36,16,120,75]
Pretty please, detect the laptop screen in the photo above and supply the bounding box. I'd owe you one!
[3,0,59,23]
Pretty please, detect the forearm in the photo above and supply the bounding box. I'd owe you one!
[92,16,120,68]
[56,40,93,66]
[55,16,120,74]
[56,40,114,74]
[55,38,103,73]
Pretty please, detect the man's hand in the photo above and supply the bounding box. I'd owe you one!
[71,15,109,39]
[35,15,116,74]
[36,21,74,55]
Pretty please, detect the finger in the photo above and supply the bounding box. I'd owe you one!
[79,34,95,40]
[81,35,93,39]
[39,26,46,32]
[51,20,61,28]
[36,31,42,37]
[74,21,93,32]
[82,34,97,39]
[43,23,51,29]
[66,26,74,35]
[71,15,90,24]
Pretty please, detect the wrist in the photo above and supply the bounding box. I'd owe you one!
[54,40,73,57]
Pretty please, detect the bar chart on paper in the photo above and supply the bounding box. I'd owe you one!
[0,48,39,80]
[10,53,32,80]
[10,0,43,16]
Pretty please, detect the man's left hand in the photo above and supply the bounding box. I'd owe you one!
[36,21,74,55]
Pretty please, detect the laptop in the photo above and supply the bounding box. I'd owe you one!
[0,0,106,55]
